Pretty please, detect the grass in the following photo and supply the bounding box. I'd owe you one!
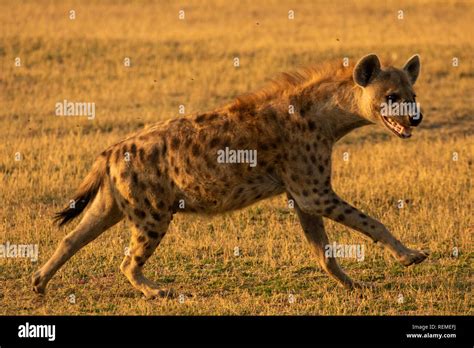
[0,0,472,315]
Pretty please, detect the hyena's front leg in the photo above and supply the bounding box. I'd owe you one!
[288,187,428,266]
[318,191,428,266]
[288,194,364,289]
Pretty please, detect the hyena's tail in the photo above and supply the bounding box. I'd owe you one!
[54,156,107,226]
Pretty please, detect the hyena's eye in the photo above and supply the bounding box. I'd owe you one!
[386,94,400,102]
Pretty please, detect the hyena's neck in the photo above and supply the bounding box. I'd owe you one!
[287,79,371,142]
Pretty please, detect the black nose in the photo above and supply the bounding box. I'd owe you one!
[409,112,423,127]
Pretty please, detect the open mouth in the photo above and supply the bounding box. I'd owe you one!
[381,116,412,139]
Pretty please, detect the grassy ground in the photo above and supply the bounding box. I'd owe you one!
[0,0,472,315]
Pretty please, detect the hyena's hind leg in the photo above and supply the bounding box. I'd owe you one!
[290,194,367,289]
[32,184,123,294]
[120,211,173,299]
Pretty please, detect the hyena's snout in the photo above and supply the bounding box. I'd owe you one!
[409,112,423,127]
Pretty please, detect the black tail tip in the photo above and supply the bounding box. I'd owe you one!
[53,196,92,226]
[53,208,78,227]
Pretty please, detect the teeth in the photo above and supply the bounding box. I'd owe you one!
[383,117,411,137]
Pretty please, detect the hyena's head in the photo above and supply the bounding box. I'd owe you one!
[353,54,423,139]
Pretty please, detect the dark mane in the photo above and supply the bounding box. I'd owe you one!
[228,60,356,111]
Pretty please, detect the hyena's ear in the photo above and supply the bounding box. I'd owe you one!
[403,54,421,85]
[353,54,381,87]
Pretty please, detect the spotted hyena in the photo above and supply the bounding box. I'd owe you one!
[33,54,428,297]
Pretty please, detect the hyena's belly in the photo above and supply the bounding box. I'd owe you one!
[173,165,284,213]
[179,181,284,213]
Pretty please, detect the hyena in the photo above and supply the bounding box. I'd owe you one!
[33,54,428,297]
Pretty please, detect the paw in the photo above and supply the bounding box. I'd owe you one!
[142,288,177,300]
[32,272,46,294]
[398,248,429,266]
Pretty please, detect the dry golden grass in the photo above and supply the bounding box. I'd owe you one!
[0,0,472,315]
